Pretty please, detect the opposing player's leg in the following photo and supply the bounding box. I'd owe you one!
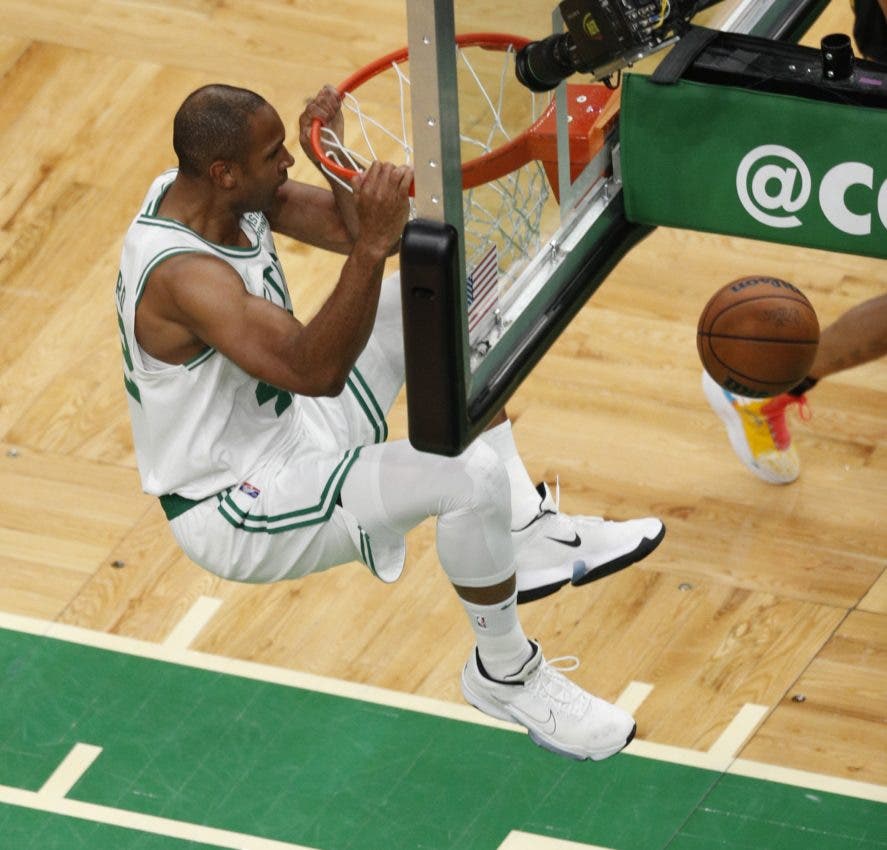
[479,416,665,603]
[340,438,636,760]
[703,294,887,484]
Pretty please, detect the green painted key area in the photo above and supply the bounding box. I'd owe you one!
[1,629,884,849]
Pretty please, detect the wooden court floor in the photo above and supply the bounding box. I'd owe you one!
[0,0,884,827]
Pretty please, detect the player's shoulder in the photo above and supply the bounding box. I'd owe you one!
[151,250,240,288]
[138,169,179,218]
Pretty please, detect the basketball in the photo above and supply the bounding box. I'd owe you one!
[697,276,820,398]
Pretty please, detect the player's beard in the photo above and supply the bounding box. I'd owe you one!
[236,180,280,216]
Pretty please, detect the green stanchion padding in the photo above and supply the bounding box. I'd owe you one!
[620,73,887,259]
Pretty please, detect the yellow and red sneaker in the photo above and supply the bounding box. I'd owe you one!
[702,370,810,484]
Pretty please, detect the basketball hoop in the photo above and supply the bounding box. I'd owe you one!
[310,33,532,190]
[310,32,621,348]
[309,32,619,195]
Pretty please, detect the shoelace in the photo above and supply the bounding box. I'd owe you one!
[537,476,561,518]
[536,477,606,532]
[526,655,592,717]
[761,394,810,450]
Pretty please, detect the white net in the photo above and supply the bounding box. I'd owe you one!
[318,42,555,317]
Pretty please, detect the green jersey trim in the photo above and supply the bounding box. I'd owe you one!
[134,247,200,305]
[136,217,263,258]
[139,171,264,257]
[133,247,216,368]
[216,447,362,533]
[158,492,219,521]
[262,265,286,304]
[347,367,388,443]
[156,363,387,529]
[358,528,378,577]
[185,347,217,370]
[144,171,177,215]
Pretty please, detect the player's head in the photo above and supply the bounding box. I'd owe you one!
[173,84,267,176]
[173,84,294,211]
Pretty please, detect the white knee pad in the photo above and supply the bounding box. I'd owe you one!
[340,438,514,589]
[435,440,514,588]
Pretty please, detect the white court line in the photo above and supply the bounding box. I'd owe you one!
[707,703,769,761]
[615,681,654,715]
[729,758,887,802]
[39,743,103,798]
[1,611,885,804]
[499,831,613,849]
[0,783,316,850]
[625,738,729,771]
[0,611,517,730]
[162,596,223,650]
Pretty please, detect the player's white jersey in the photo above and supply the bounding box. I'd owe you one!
[116,170,303,499]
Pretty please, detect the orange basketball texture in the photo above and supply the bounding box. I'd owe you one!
[697,276,820,398]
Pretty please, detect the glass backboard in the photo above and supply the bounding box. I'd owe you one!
[396,0,829,454]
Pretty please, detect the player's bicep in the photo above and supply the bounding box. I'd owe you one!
[163,256,305,388]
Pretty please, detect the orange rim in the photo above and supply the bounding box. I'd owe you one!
[309,32,533,189]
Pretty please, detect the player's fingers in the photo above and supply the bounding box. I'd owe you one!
[301,86,340,123]
[318,84,341,110]
[395,165,414,195]
[350,162,376,193]
[361,161,390,191]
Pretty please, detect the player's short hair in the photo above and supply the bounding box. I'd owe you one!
[173,84,268,177]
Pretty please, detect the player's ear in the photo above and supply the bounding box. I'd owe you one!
[209,159,238,189]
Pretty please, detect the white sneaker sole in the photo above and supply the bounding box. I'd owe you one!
[516,523,665,604]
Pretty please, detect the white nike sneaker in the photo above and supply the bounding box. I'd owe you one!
[513,483,665,603]
[461,640,637,760]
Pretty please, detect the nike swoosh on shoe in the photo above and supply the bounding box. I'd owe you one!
[544,533,582,547]
[510,706,558,736]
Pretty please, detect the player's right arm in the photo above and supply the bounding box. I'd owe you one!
[137,161,411,397]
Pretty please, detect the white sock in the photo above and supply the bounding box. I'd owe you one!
[459,591,532,679]
[479,420,542,529]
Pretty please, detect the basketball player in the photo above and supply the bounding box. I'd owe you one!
[116,83,665,760]
[704,294,887,483]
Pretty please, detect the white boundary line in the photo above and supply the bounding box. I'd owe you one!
[162,596,223,650]
[39,744,103,798]
[729,758,887,802]
[615,681,654,715]
[0,611,515,731]
[2,611,885,804]
[0,783,316,850]
[499,832,612,850]
[17,743,611,850]
[707,704,769,761]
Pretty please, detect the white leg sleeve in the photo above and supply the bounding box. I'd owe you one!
[340,438,514,588]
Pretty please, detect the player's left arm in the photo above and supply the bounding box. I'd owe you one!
[267,85,367,253]
[266,179,355,254]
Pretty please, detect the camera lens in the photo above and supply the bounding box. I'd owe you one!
[515,34,575,92]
